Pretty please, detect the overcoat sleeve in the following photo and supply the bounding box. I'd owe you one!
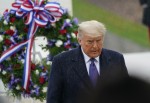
[46,56,63,103]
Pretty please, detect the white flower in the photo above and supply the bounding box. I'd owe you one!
[56,18,60,21]
[16,85,20,90]
[3,20,8,25]
[30,90,35,94]
[21,59,25,63]
[42,87,47,93]
[41,72,46,76]
[55,40,63,47]
[0,35,4,42]
[46,61,52,65]
[71,32,77,38]
[34,84,37,88]
[35,70,39,75]
[66,19,71,23]
[51,23,56,27]
[10,26,16,31]
[6,57,11,61]
[18,35,22,39]
[2,71,6,75]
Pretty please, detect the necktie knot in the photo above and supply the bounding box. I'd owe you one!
[90,58,96,66]
[90,58,96,63]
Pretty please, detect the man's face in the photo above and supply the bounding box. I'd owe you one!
[78,34,103,58]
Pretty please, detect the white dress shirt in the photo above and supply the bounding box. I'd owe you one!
[81,48,100,75]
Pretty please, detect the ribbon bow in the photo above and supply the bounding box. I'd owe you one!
[0,0,63,90]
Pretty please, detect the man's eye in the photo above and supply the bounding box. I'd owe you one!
[97,40,102,42]
[88,41,92,43]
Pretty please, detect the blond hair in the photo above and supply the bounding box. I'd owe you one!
[77,20,106,38]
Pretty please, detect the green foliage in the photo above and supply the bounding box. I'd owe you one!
[36,13,78,56]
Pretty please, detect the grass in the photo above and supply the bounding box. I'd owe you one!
[72,0,150,47]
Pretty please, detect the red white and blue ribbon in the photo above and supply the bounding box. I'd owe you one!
[0,0,63,90]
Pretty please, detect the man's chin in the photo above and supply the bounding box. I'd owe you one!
[90,54,100,58]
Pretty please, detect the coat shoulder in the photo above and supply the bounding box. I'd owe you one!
[102,48,123,57]
[53,47,79,61]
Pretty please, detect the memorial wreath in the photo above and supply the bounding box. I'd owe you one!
[0,0,78,101]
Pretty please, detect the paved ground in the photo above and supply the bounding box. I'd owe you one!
[104,32,150,53]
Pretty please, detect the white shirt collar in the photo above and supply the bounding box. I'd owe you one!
[81,47,99,63]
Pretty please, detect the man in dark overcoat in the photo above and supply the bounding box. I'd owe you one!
[46,20,128,103]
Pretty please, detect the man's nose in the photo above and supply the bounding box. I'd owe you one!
[93,41,98,48]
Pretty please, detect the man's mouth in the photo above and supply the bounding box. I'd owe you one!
[91,51,97,53]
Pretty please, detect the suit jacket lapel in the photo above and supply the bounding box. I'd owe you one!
[99,49,111,79]
[71,48,111,88]
[71,47,92,88]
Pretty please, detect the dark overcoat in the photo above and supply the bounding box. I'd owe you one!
[46,46,128,103]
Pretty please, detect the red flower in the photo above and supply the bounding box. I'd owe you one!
[59,29,67,35]
[11,53,17,58]
[5,29,15,36]
[65,44,71,49]
[10,17,16,23]
[31,63,36,70]
[74,31,78,36]
[24,27,28,33]
[13,63,21,69]
[4,9,8,12]
[4,39,12,45]
[39,77,45,84]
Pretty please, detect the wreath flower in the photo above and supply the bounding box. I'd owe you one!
[0,0,78,101]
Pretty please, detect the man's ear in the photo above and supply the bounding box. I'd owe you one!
[77,38,81,45]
